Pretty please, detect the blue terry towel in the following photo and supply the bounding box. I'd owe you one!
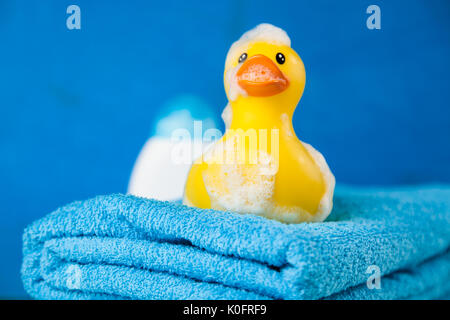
[22,185,450,300]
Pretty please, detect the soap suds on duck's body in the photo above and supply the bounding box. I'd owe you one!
[280,113,293,137]
[201,135,335,223]
[221,103,232,129]
[301,142,336,222]
[202,134,276,215]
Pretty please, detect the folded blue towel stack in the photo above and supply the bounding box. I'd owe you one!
[22,185,450,299]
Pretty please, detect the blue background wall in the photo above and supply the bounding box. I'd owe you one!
[1,0,449,298]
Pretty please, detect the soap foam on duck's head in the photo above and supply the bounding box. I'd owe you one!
[226,24,291,64]
[224,24,305,104]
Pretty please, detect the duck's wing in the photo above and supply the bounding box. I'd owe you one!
[301,142,336,221]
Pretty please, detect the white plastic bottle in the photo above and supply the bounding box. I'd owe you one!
[128,95,221,201]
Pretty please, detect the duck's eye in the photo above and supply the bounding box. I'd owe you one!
[238,53,247,63]
[276,53,285,64]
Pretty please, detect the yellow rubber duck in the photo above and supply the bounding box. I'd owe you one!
[183,24,335,223]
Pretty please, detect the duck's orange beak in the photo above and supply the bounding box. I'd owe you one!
[236,54,289,97]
